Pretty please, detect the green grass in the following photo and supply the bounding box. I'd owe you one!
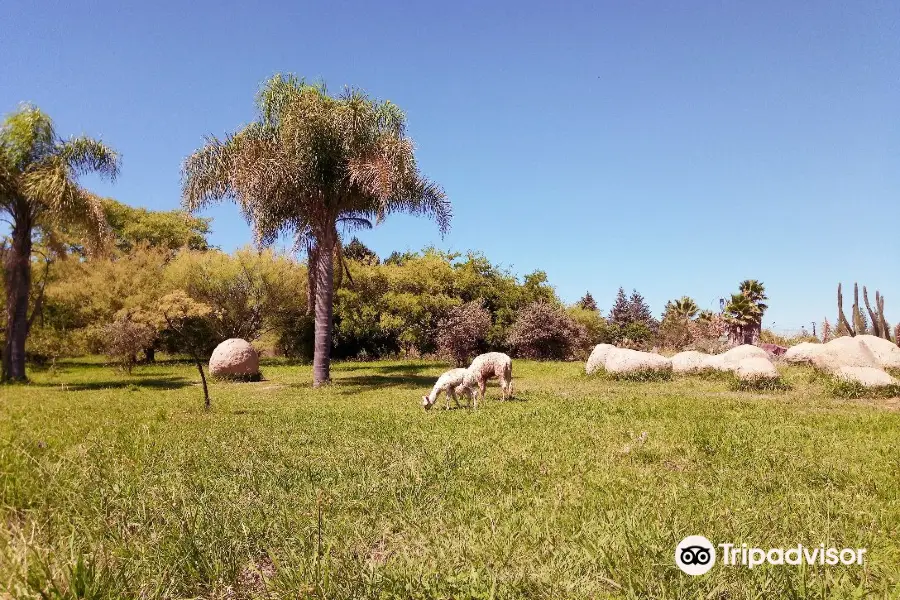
[1,358,899,598]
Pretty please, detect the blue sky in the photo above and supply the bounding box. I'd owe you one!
[2,0,898,332]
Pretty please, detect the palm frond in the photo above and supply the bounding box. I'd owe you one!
[181,135,237,211]
[1,104,57,167]
[58,136,120,179]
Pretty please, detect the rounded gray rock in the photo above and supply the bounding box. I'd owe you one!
[209,338,260,378]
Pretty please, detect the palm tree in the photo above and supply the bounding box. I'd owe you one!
[739,280,768,312]
[669,296,699,320]
[723,293,762,345]
[738,279,768,343]
[182,75,451,386]
[0,105,119,381]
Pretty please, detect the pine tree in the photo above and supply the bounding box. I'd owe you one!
[608,287,631,325]
[577,292,598,312]
[627,289,659,333]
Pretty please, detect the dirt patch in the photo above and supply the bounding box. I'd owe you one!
[218,555,276,599]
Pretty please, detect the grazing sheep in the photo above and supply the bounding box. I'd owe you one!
[422,368,476,410]
[465,352,513,407]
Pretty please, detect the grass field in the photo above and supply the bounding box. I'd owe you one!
[2,358,899,599]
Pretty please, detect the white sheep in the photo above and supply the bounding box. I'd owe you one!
[464,352,513,408]
[422,368,477,410]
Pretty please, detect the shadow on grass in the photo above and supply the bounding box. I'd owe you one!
[30,376,191,391]
[335,373,436,394]
[36,358,202,370]
[335,362,439,374]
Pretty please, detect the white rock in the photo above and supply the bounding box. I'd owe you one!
[585,344,615,374]
[783,342,823,364]
[735,356,780,381]
[671,350,710,374]
[812,336,879,373]
[833,366,898,388]
[209,338,260,378]
[700,344,769,372]
[856,335,900,370]
[604,348,672,376]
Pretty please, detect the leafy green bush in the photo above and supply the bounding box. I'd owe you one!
[567,306,613,347]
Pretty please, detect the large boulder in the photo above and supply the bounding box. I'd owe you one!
[604,348,672,377]
[585,344,615,375]
[856,335,900,370]
[701,344,769,372]
[811,336,879,373]
[209,338,260,379]
[783,342,823,364]
[735,356,780,381]
[833,366,898,388]
[671,350,710,374]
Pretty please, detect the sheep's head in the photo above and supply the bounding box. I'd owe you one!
[422,395,434,410]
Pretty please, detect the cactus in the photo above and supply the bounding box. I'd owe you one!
[852,283,867,334]
[876,291,891,341]
[837,283,854,336]
[822,318,832,342]
[837,282,893,341]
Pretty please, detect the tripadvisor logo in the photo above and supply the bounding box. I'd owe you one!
[675,535,716,575]
[675,536,867,575]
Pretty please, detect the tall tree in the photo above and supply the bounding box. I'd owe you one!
[182,75,450,385]
[342,237,379,265]
[724,292,762,344]
[627,289,658,333]
[99,198,210,254]
[608,287,630,325]
[737,279,768,343]
[0,105,119,381]
[667,296,699,320]
[577,291,598,312]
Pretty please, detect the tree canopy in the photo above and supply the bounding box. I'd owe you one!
[182,74,451,385]
[0,104,119,380]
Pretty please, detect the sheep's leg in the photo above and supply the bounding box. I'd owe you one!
[499,376,510,400]
[445,388,454,410]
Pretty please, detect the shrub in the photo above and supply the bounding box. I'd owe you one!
[101,317,156,373]
[25,326,90,366]
[607,321,653,350]
[274,313,315,361]
[436,300,492,366]
[759,329,819,347]
[657,314,691,350]
[567,306,613,347]
[507,301,587,360]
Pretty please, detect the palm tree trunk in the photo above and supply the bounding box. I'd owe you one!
[312,230,335,386]
[3,222,32,382]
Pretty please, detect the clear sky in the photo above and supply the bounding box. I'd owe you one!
[2,0,898,332]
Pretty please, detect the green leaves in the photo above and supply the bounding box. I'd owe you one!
[182,73,451,243]
[0,104,120,238]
